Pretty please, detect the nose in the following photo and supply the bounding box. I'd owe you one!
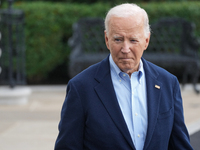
[121,41,130,53]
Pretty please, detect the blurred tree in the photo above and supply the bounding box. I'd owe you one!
[13,0,198,4]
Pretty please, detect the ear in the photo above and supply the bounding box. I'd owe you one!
[144,32,151,51]
[104,30,110,50]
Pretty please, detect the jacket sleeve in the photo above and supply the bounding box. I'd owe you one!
[54,80,85,150]
[168,78,193,150]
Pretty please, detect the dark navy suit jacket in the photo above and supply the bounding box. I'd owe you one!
[55,55,193,150]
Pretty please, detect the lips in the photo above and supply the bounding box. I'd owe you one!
[120,58,132,61]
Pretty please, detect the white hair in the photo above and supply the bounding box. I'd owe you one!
[104,3,151,38]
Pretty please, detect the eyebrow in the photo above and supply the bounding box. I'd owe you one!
[113,35,123,38]
[113,35,138,40]
[130,37,139,40]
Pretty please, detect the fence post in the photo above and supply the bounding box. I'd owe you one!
[0,0,31,105]
[0,0,26,87]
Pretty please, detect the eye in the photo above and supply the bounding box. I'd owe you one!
[114,38,122,42]
[130,39,137,43]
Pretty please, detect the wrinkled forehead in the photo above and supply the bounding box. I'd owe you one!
[108,14,144,29]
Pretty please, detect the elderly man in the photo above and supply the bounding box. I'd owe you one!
[55,3,193,150]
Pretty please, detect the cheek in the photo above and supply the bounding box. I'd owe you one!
[135,49,144,59]
[109,43,120,55]
[135,44,145,54]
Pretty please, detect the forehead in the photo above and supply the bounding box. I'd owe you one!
[108,16,144,35]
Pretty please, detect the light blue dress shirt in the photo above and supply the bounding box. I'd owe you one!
[109,55,148,150]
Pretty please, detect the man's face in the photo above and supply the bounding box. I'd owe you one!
[105,16,150,76]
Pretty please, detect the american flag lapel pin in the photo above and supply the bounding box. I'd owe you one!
[155,85,160,89]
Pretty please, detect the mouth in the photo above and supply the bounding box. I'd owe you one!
[120,58,132,61]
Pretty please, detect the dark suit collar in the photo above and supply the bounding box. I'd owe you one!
[94,55,110,83]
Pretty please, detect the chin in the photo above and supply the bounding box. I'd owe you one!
[120,67,132,73]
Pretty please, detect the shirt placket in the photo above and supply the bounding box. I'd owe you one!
[131,76,143,150]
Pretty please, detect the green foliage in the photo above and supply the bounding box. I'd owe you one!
[12,2,111,82]
[11,1,200,83]
[141,2,200,37]
[12,0,200,4]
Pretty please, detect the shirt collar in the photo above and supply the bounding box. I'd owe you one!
[109,54,144,83]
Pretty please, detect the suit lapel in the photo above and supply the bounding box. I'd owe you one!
[142,59,162,150]
[94,56,135,150]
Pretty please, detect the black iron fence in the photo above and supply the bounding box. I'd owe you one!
[0,0,26,87]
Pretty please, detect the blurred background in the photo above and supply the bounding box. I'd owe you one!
[1,0,200,85]
[0,0,200,150]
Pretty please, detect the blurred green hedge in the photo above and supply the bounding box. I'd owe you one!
[13,0,200,4]
[11,1,200,83]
